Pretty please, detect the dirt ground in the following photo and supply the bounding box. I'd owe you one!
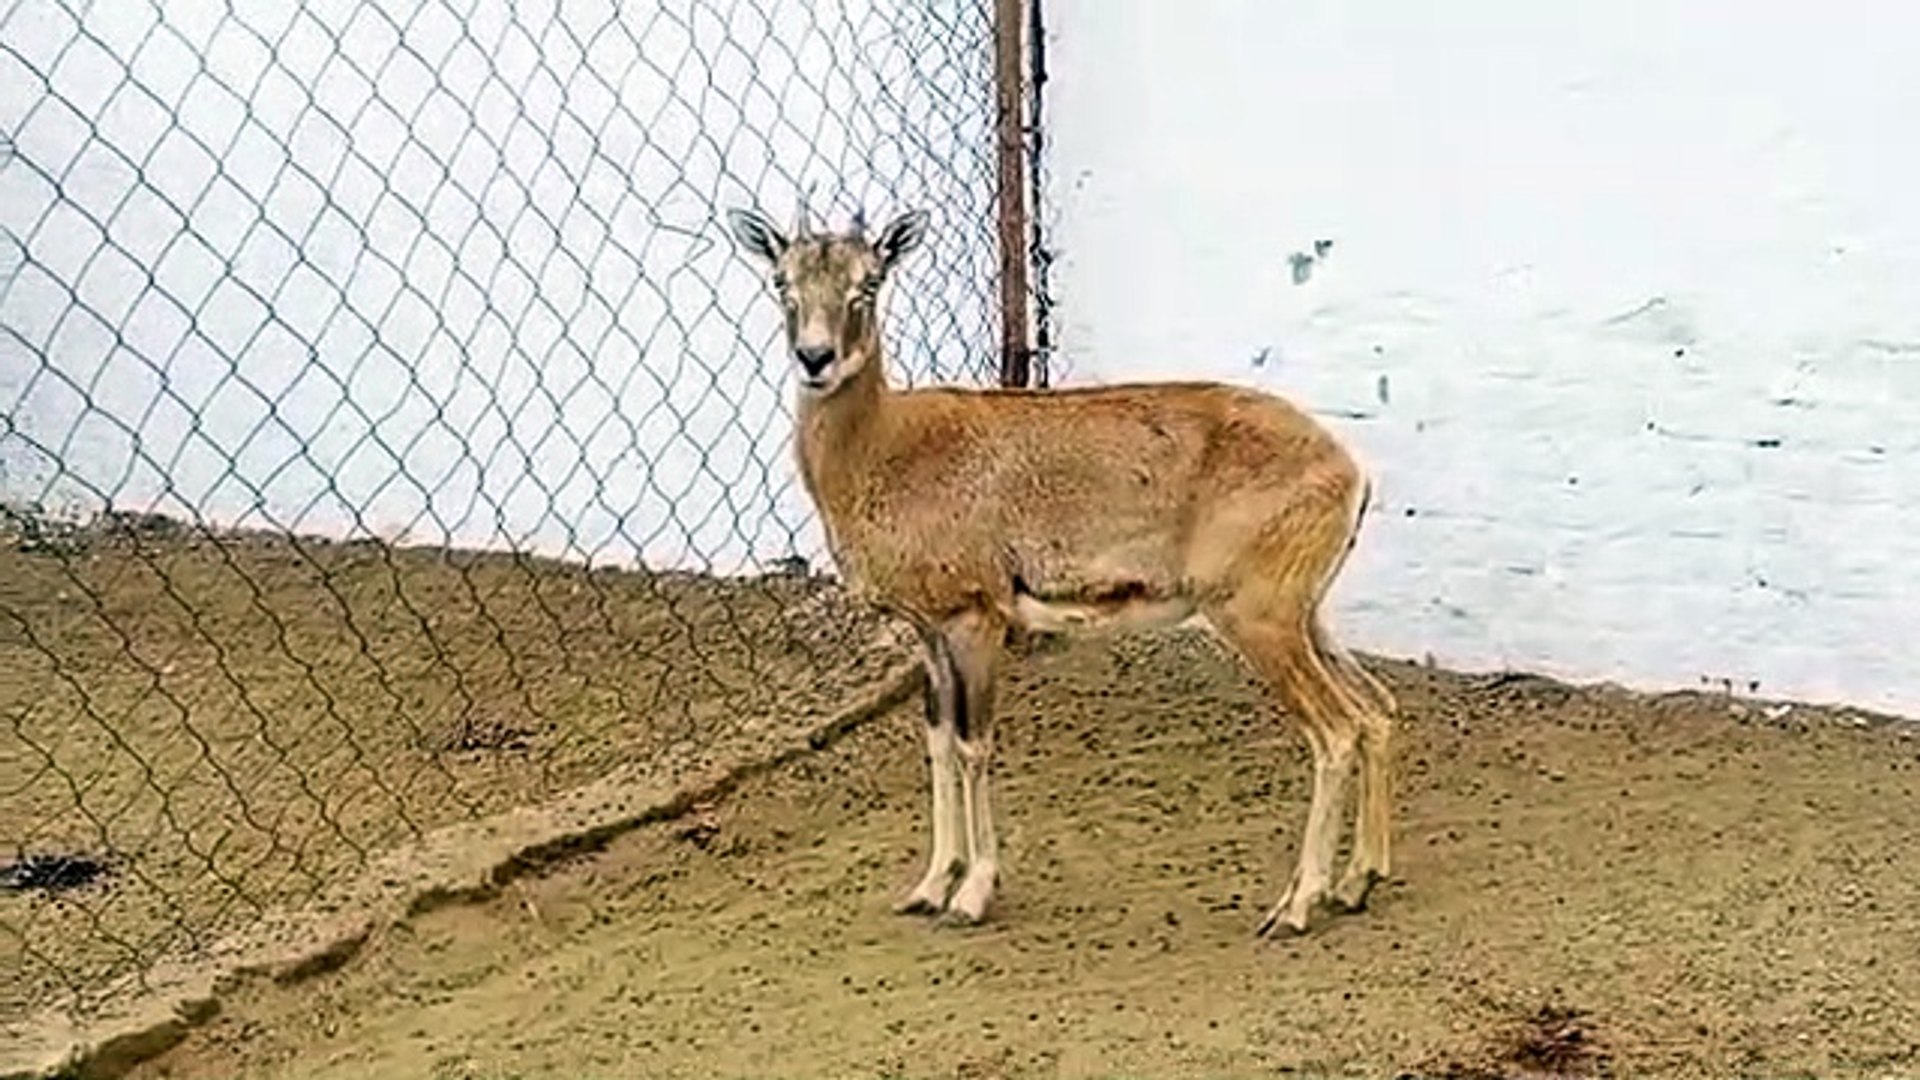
[125,628,1920,1080]
[0,511,902,1024]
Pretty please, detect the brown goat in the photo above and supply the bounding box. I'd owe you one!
[726,204,1397,936]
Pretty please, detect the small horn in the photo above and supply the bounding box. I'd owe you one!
[851,206,870,236]
[794,184,815,240]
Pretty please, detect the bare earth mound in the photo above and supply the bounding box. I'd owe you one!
[127,629,1920,1079]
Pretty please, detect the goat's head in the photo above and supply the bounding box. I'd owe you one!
[726,204,929,397]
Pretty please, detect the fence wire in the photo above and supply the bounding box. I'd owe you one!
[0,0,1021,1024]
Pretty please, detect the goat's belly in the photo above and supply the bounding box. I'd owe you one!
[1010,591,1196,635]
[1002,538,1194,635]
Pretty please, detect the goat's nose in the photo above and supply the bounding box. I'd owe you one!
[793,346,836,376]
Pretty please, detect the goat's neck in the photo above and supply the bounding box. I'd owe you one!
[795,336,887,520]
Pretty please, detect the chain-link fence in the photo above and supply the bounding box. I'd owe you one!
[0,0,1039,1027]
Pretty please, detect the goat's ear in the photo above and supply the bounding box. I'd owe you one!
[726,207,787,264]
[875,209,930,273]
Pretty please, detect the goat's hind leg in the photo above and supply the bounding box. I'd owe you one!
[1211,595,1361,938]
[1313,479,1398,912]
[1320,620,1395,913]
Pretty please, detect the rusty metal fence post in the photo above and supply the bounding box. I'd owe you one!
[994,0,1034,388]
[1026,0,1056,388]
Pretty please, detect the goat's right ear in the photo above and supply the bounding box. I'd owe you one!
[726,207,787,264]
[875,209,930,273]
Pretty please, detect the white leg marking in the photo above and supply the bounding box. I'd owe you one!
[896,645,968,915]
[946,737,999,924]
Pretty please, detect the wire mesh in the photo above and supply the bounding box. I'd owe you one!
[0,0,1015,1024]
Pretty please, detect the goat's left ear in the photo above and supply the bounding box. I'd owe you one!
[726,207,788,265]
[875,209,930,273]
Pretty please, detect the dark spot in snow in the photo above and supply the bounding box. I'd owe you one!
[1288,252,1316,285]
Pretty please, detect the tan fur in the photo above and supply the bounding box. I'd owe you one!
[728,205,1398,936]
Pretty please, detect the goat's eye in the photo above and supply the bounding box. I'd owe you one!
[852,276,881,306]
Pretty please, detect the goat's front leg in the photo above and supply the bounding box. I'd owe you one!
[938,610,1005,926]
[895,632,968,915]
